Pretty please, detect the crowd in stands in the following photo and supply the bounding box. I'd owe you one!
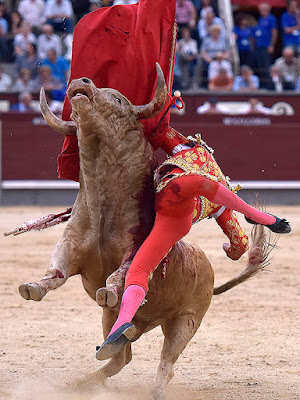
[0,0,299,113]
[175,0,300,93]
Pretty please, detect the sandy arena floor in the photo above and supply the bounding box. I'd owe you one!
[0,205,299,400]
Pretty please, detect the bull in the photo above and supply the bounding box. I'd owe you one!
[17,64,269,400]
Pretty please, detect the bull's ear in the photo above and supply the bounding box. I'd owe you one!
[40,87,77,135]
[132,63,167,120]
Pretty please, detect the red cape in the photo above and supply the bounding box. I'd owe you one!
[59,0,176,181]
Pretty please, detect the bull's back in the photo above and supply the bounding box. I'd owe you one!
[135,240,214,322]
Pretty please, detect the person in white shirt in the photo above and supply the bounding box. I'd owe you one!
[18,0,46,32]
[197,9,226,40]
[239,98,274,115]
[37,24,62,59]
[44,0,74,32]
[196,97,230,114]
[13,22,37,58]
[0,66,12,91]
[208,52,233,80]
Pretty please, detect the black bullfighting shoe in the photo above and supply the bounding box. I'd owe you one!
[245,215,291,234]
[95,322,136,361]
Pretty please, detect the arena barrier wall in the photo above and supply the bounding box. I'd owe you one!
[1,93,300,205]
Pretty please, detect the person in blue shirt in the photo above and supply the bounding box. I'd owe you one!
[233,15,253,67]
[281,0,300,54]
[252,2,277,88]
[40,48,69,86]
[233,65,260,92]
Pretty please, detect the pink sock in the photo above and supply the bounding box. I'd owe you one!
[212,184,276,225]
[109,285,146,336]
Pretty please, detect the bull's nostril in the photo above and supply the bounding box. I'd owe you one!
[82,78,91,84]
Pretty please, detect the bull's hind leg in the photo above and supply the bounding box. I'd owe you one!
[19,238,78,301]
[153,314,201,400]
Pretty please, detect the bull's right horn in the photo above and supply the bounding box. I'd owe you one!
[40,87,76,135]
[132,63,167,120]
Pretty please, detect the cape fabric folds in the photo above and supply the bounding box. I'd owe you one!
[58,0,176,181]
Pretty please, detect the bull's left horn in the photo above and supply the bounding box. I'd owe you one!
[40,87,77,135]
[133,63,167,120]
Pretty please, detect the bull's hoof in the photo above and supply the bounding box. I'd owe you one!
[19,283,44,301]
[96,287,118,308]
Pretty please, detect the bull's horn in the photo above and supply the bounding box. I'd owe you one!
[40,87,76,135]
[133,63,167,120]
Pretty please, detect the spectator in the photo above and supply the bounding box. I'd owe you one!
[198,8,225,41]
[233,15,253,67]
[0,1,10,22]
[273,46,299,90]
[233,65,260,92]
[196,97,230,114]
[18,0,46,34]
[40,48,69,85]
[15,43,40,78]
[0,66,12,91]
[9,11,23,37]
[12,68,37,92]
[198,0,213,18]
[44,0,74,33]
[63,33,73,62]
[197,0,218,19]
[72,0,94,21]
[10,92,35,111]
[281,0,300,54]
[37,24,62,60]
[177,26,199,89]
[240,97,273,115]
[252,2,277,88]
[269,65,283,92]
[176,0,197,34]
[208,67,233,91]
[208,51,233,80]
[200,24,230,87]
[0,5,8,61]
[34,65,64,91]
[89,0,102,13]
[13,22,36,58]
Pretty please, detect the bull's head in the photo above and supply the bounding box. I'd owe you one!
[40,63,167,135]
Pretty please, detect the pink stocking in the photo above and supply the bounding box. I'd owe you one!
[109,285,145,336]
[212,184,276,225]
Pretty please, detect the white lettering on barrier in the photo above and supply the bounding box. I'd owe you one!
[223,117,271,126]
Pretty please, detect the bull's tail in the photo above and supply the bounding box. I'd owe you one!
[213,225,277,295]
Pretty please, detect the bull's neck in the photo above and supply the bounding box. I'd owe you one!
[77,122,155,236]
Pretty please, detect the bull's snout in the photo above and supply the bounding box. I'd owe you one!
[81,77,91,84]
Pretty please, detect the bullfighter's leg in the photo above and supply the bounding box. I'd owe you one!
[153,314,201,400]
[215,207,249,261]
[19,237,78,301]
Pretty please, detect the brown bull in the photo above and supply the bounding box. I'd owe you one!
[18,64,269,400]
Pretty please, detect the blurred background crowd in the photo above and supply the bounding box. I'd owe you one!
[0,0,300,112]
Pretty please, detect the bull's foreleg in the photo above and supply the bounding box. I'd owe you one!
[153,314,201,400]
[19,238,78,301]
[96,260,130,307]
